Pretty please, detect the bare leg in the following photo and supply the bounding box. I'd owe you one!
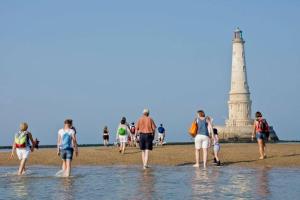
[144,150,149,168]
[263,142,267,158]
[119,143,122,153]
[214,150,220,162]
[18,159,27,175]
[141,150,145,167]
[258,140,264,159]
[62,161,66,171]
[64,160,71,177]
[203,148,208,169]
[193,149,200,167]
[121,142,126,154]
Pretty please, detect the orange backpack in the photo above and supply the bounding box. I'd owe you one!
[189,120,198,138]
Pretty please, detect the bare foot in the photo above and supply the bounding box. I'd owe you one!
[193,164,200,168]
[259,156,264,160]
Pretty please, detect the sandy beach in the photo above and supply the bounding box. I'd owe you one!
[1,143,300,168]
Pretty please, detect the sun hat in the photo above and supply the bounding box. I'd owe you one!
[143,108,150,114]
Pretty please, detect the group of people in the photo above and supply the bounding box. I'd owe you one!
[10,108,270,176]
[102,120,166,150]
[102,109,158,168]
[192,110,270,169]
[11,119,78,177]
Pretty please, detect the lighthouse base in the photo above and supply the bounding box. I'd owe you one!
[214,125,279,142]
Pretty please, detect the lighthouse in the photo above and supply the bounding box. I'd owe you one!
[226,27,253,127]
[215,27,278,141]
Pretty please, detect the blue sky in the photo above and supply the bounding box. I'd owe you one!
[1,1,299,145]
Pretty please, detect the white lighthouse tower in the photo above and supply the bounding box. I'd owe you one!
[216,27,278,141]
[226,27,253,127]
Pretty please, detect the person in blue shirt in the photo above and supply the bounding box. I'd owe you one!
[157,124,166,146]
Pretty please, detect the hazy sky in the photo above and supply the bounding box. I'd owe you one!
[1,1,299,146]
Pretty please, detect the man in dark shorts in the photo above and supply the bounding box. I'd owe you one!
[136,109,156,169]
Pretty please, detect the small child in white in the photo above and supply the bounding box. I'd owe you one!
[212,128,221,166]
[10,123,35,175]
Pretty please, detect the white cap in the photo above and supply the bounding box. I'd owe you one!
[143,108,150,114]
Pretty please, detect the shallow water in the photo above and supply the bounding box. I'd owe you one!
[0,165,299,200]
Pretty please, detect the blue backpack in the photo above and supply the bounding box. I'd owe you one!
[158,127,165,134]
[61,132,72,150]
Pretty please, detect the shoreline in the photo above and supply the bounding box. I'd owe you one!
[1,140,299,150]
[1,144,300,168]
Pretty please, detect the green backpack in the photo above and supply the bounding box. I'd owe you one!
[118,127,127,136]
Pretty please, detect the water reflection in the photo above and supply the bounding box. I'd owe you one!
[54,177,75,200]
[10,176,30,199]
[255,168,270,198]
[220,168,253,198]
[191,169,215,199]
[137,169,155,200]
[0,166,299,199]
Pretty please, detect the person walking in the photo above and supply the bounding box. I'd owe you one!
[212,128,221,166]
[116,117,131,154]
[103,126,109,147]
[129,122,136,147]
[57,119,78,177]
[136,109,156,169]
[157,124,166,146]
[252,111,270,160]
[10,122,36,175]
[193,110,213,169]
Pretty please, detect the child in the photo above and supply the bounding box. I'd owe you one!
[103,126,109,147]
[116,117,131,154]
[57,119,78,177]
[10,122,35,175]
[212,128,221,166]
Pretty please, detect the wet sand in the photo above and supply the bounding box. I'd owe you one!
[1,143,300,168]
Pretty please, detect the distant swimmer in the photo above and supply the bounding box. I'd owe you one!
[57,119,79,177]
[10,122,36,175]
[136,109,157,169]
[157,124,166,146]
[103,126,110,147]
[252,111,270,160]
[193,110,213,169]
[116,117,131,154]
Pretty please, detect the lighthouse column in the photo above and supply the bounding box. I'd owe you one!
[226,28,253,127]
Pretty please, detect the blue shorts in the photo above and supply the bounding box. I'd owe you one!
[256,132,266,141]
[60,149,74,160]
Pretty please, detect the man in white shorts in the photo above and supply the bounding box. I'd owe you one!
[157,124,166,146]
[193,110,213,169]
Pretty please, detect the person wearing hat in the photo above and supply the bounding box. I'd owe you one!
[136,109,157,169]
